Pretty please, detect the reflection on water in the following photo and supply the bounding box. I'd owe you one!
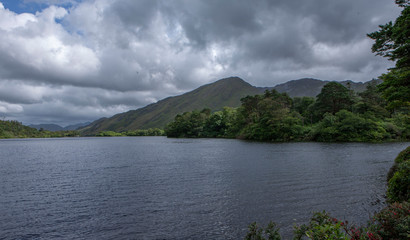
[0,137,407,239]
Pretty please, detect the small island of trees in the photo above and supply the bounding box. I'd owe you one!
[165,81,409,142]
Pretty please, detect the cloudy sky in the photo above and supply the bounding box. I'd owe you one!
[0,0,402,126]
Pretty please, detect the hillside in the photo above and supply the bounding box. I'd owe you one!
[80,77,264,135]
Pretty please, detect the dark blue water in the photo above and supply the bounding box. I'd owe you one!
[0,137,407,239]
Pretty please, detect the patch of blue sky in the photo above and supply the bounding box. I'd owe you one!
[1,0,82,14]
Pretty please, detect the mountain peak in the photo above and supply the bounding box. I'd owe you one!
[205,76,252,88]
[81,77,263,134]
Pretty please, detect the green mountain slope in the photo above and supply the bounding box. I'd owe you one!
[81,77,264,135]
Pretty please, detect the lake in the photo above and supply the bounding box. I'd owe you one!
[0,137,407,239]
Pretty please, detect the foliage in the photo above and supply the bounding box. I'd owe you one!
[386,146,410,202]
[311,110,389,142]
[248,207,409,240]
[354,82,389,118]
[372,201,410,239]
[123,128,164,136]
[314,82,354,117]
[394,145,410,164]
[244,222,281,240]
[165,109,211,138]
[96,131,123,137]
[387,146,410,181]
[165,81,409,142]
[96,128,165,137]
[367,2,410,111]
[292,97,315,125]
[236,90,302,141]
[293,211,350,240]
[387,161,410,202]
[0,120,79,139]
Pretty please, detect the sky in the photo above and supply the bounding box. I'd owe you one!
[0,0,402,126]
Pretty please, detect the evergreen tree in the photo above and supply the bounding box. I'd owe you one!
[367,1,410,111]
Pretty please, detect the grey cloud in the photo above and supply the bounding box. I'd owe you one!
[110,0,159,30]
[0,0,402,125]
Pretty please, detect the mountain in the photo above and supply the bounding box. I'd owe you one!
[29,122,91,131]
[273,78,382,97]
[80,77,381,135]
[63,122,91,130]
[81,77,265,135]
[29,124,63,131]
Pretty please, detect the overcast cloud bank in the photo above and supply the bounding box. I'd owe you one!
[0,0,401,125]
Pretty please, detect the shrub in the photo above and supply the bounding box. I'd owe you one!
[387,146,410,182]
[395,146,410,164]
[293,211,350,240]
[244,221,281,240]
[372,201,410,239]
[387,161,410,202]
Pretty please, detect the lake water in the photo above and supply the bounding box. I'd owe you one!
[0,137,407,239]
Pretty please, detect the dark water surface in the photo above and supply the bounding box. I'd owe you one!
[0,137,407,239]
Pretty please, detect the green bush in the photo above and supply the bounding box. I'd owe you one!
[293,211,349,240]
[387,161,410,202]
[372,201,410,239]
[244,222,281,240]
[395,146,410,164]
[387,146,410,181]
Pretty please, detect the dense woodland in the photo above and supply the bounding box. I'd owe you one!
[165,81,409,142]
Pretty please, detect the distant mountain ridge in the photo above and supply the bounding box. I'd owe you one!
[272,78,382,97]
[80,77,381,135]
[29,122,91,131]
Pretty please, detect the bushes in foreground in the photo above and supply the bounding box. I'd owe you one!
[246,202,410,240]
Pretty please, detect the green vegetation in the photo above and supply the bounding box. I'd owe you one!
[165,82,409,142]
[0,120,79,139]
[387,146,410,202]
[96,128,165,137]
[245,146,410,240]
[367,0,410,112]
[245,222,281,240]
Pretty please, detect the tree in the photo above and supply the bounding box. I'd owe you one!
[314,82,354,116]
[367,1,410,111]
[354,81,389,118]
